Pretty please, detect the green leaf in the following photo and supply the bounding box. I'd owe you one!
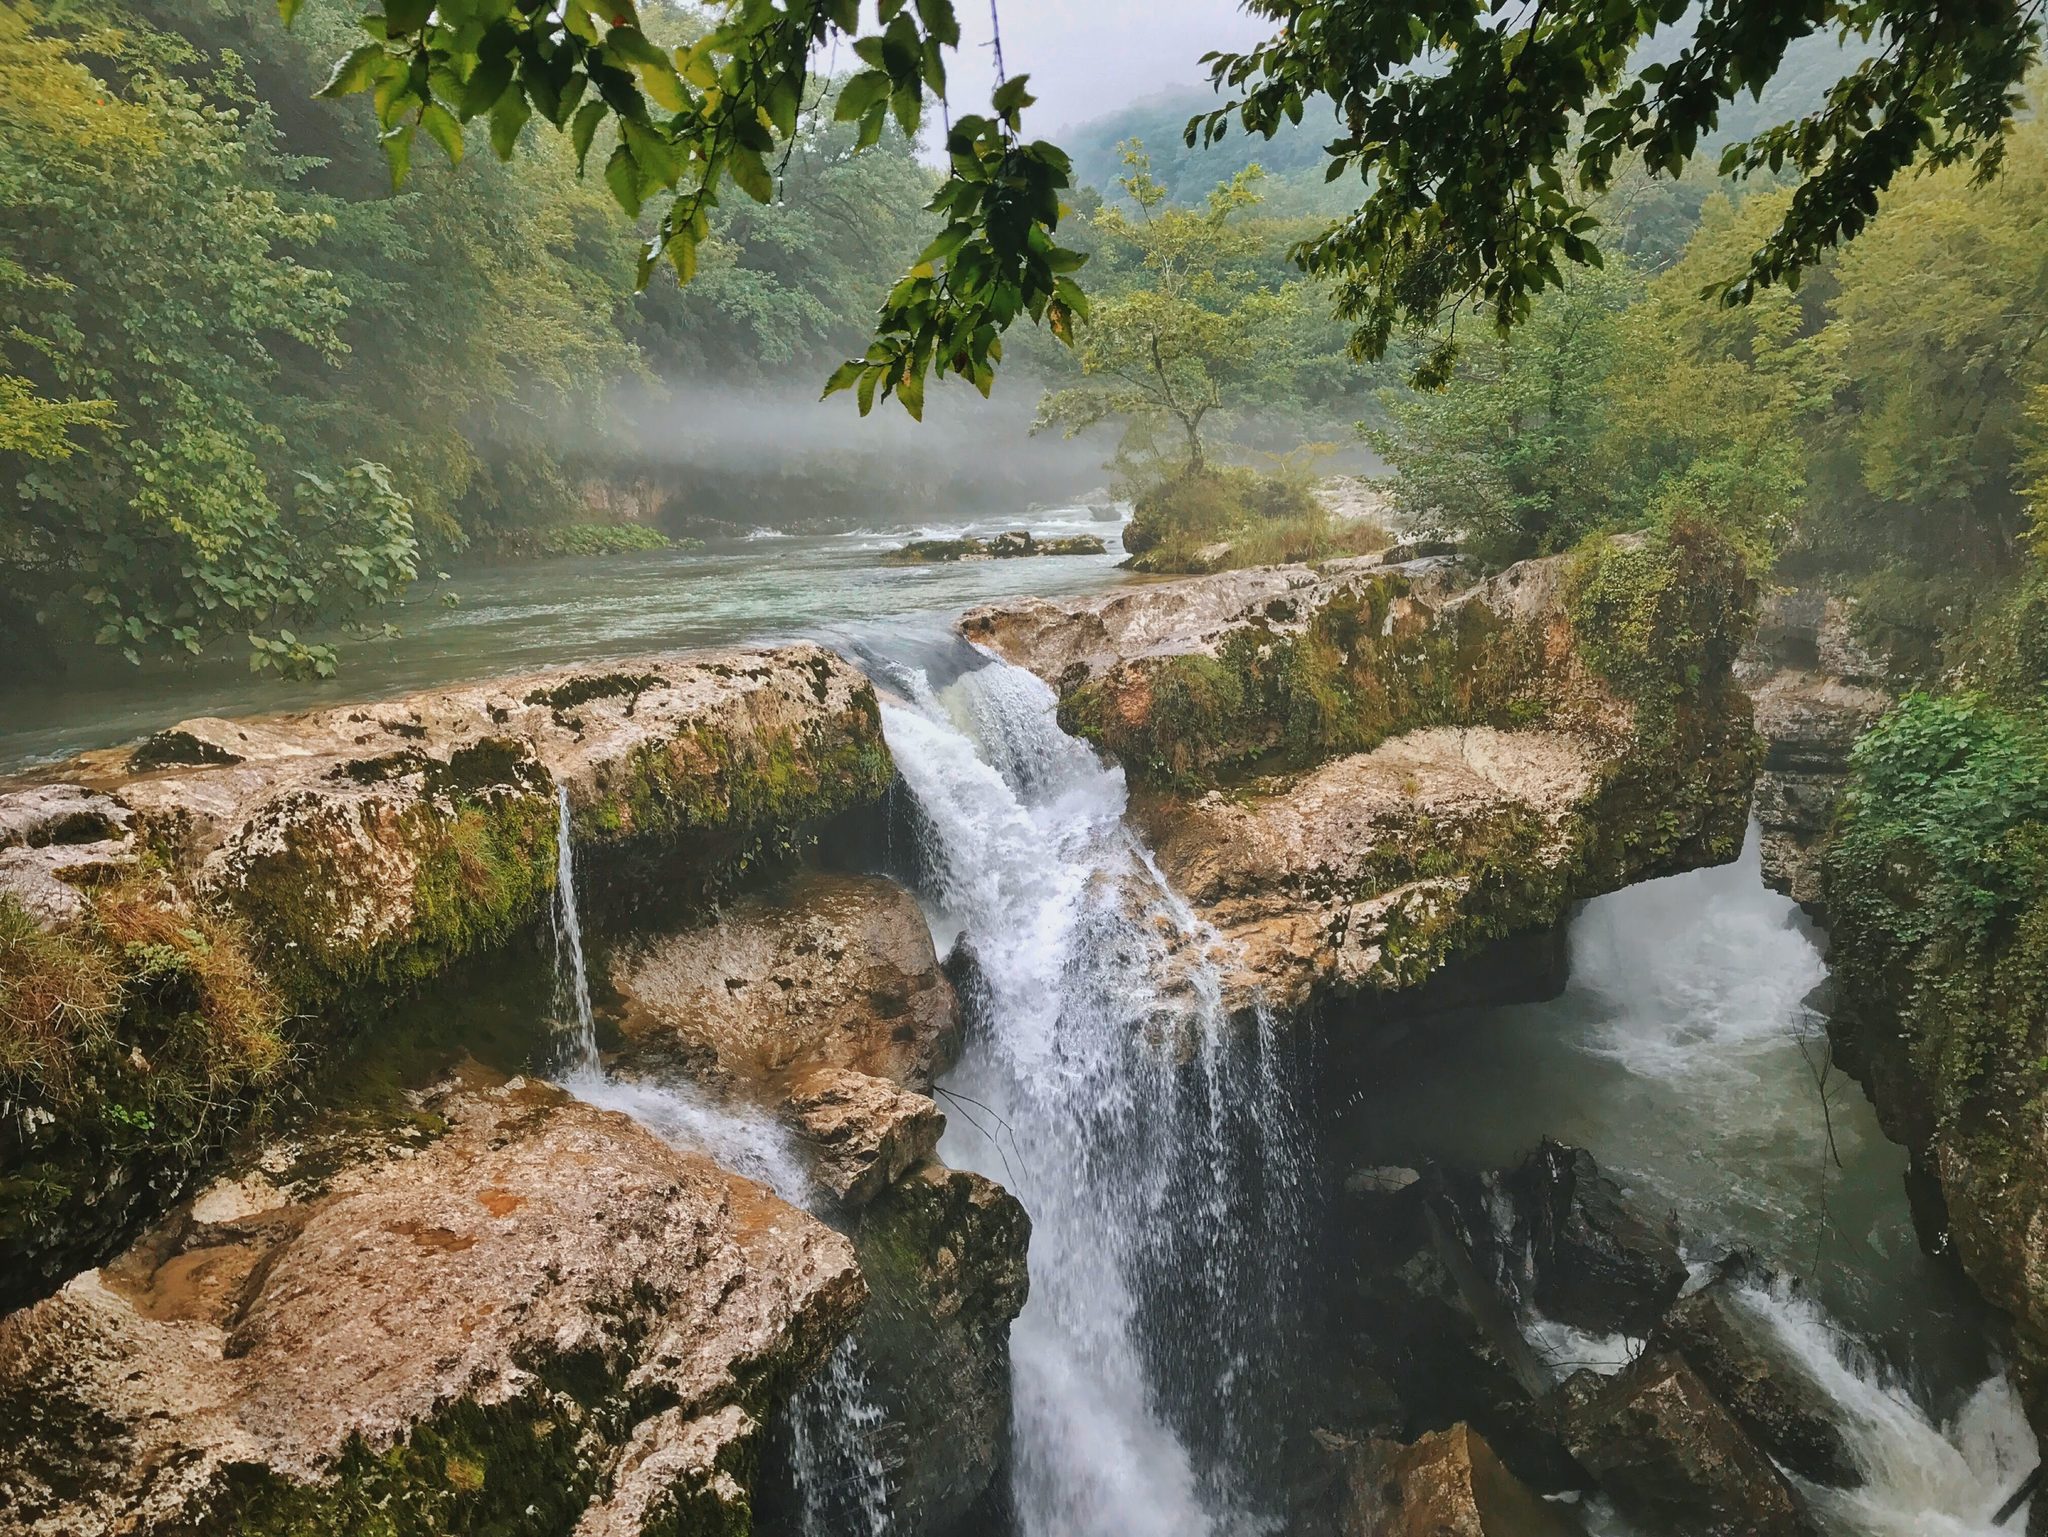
[316,43,386,98]
[991,73,1034,121]
[729,145,774,203]
[571,99,607,171]
[489,88,532,159]
[278,0,303,22]
[604,142,644,216]
[381,121,415,187]
[421,103,464,165]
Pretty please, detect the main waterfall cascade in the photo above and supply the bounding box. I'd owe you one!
[878,652,1313,1536]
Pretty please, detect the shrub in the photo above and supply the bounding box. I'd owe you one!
[1122,465,1385,574]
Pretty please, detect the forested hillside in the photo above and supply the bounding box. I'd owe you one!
[0,0,942,674]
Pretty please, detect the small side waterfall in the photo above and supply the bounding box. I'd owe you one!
[879,653,1311,1536]
[551,781,600,1082]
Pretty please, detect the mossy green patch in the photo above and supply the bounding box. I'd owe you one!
[1061,573,1546,789]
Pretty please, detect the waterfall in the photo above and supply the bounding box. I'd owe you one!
[551,781,600,1082]
[783,1338,893,1537]
[880,653,1310,1536]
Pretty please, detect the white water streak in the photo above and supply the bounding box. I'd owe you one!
[884,655,1305,1537]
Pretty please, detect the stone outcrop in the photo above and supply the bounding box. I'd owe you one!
[1558,1353,1819,1537]
[969,528,1758,1015]
[611,872,1026,1535]
[1740,589,1890,912]
[4,645,890,1002]
[0,1073,864,1536]
[848,1161,1032,1536]
[611,872,959,1094]
[1332,1424,1585,1537]
[0,646,893,1315]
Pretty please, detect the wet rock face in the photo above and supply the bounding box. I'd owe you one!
[1559,1353,1820,1537]
[786,1067,945,1206]
[1646,1270,1858,1488]
[1333,1423,1587,1537]
[1741,590,1890,913]
[0,1075,864,1536]
[611,871,960,1093]
[1503,1142,1686,1339]
[849,1161,1032,1537]
[1323,1141,1858,1533]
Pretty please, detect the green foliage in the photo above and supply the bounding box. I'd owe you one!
[1203,3,2041,381]
[295,0,2037,405]
[1034,144,1337,472]
[1120,461,1385,574]
[494,523,678,558]
[1826,693,2048,1130]
[0,9,421,669]
[1372,263,1640,566]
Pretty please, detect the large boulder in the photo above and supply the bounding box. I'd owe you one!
[1334,1423,1586,1537]
[611,871,959,1093]
[0,1074,864,1536]
[1647,1271,1858,1487]
[1501,1142,1686,1339]
[967,529,1758,1018]
[1559,1352,1819,1537]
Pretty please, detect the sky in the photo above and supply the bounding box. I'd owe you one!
[934,0,1273,141]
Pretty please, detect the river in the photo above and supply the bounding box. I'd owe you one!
[8,527,2033,1534]
[0,506,1128,773]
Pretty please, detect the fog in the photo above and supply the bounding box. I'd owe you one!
[556,376,1119,535]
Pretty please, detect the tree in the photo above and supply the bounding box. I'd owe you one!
[298,0,2041,411]
[1035,145,1306,475]
[0,9,418,674]
[1371,262,1641,565]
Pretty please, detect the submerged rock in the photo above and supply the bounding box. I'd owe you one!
[1559,1352,1820,1537]
[0,1074,864,1536]
[881,530,1106,564]
[1333,1423,1586,1537]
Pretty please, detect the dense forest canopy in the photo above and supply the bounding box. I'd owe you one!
[292,0,2041,408]
[2,0,2044,685]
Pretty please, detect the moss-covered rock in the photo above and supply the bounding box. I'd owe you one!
[844,1161,1031,1535]
[0,1076,864,1537]
[0,645,896,1310]
[979,524,1759,1015]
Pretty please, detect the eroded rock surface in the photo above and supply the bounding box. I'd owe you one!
[1741,590,1890,912]
[4,645,890,1002]
[611,871,959,1093]
[0,1074,863,1536]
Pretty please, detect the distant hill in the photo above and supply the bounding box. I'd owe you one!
[1064,27,1870,210]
